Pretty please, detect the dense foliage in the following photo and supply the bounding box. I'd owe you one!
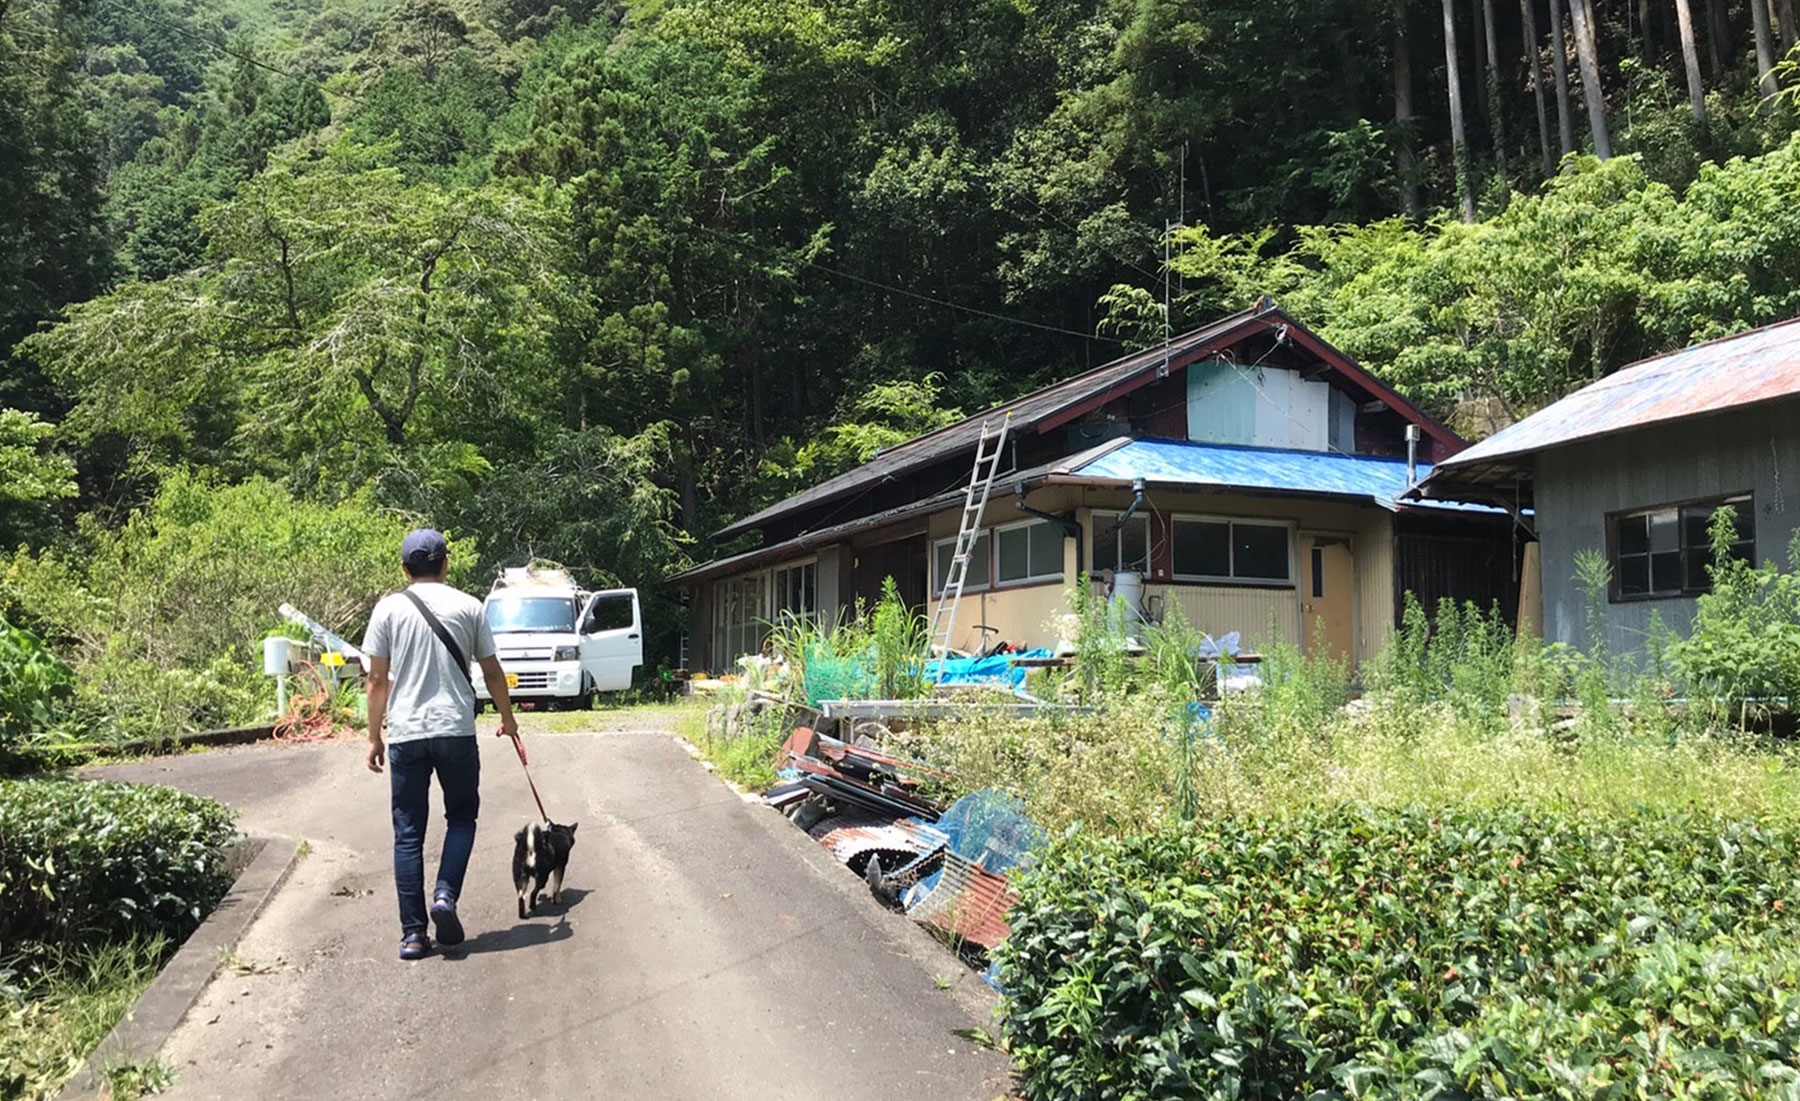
[0,779,237,950]
[1,473,432,739]
[0,618,73,757]
[999,806,1800,1100]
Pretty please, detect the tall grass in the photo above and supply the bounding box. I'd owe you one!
[1,938,166,1100]
[911,579,1800,837]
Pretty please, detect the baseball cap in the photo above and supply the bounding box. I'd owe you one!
[400,529,449,571]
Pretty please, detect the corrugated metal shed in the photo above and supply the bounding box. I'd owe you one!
[1424,317,1800,497]
[714,299,1459,540]
[1055,438,1492,513]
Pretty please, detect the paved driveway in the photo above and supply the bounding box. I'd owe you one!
[90,732,1010,1100]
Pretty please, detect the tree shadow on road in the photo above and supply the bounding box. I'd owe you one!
[440,888,590,959]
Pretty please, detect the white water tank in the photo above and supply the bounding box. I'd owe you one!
[1112,571,1145,624]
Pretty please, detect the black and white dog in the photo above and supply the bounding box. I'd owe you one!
[512,820,577,918]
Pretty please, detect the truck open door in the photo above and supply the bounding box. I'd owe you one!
[578,588,642,694]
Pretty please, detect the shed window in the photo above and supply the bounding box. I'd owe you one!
[1092,511,1150,574]
[996,520,1064,584]
[1172,517,1292,584]
[1611,495,1754,600]
[932,532,991,595]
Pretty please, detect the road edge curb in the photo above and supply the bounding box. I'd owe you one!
[57,833,305,1100]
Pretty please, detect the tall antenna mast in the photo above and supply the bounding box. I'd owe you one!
[1177,142,1187,295]
[1162,218,1172,377]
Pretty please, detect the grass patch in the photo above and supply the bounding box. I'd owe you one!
[680,704,786,790]
[479,698,707,736]
[0,938,166,1101]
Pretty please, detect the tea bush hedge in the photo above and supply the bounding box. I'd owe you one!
[0,780,237,951]
[998,806,1800,1100]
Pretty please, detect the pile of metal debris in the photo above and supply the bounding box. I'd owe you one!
[768,727,1044,977]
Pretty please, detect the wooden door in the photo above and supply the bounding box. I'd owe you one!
[1301,535,1355,664]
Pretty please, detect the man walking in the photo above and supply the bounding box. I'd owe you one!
[362,529,521,960]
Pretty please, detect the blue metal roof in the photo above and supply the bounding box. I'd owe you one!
[1068,439,1492,512]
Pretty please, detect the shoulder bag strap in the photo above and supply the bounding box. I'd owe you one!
[400,588,474,686]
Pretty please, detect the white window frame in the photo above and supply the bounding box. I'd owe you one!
[714,571,771,662]
[993,518,1066,587]
[1169,514,1296,586]
[1091,510,1152,574]
[771,557,819,625]
[931,531,992,596]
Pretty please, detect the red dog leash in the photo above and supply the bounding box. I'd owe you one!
[509,734,550,823]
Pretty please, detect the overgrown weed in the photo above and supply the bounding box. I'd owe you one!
[914,575,1800,836]
[0,938,165,1101]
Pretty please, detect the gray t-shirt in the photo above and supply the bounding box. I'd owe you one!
[361,582,496,744]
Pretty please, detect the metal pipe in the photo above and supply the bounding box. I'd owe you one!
[1405,424,1422,485]
[1104,477,1148,538]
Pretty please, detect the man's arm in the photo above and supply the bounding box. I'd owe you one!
[365,655,390,773]
[478,655,521,755]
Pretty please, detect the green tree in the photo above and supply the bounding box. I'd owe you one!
[0,0,109,408]
[24,155,579,497]
[0,409,78,548]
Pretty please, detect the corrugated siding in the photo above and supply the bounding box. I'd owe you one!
[1355,510,1395,660]
[1534,398,1800,661]
[1151,585,1300,650]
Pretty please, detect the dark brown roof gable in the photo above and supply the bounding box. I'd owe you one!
[716,297,1461,540]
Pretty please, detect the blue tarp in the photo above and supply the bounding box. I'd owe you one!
[924,648,1053,689]
[1074,438,1500,514]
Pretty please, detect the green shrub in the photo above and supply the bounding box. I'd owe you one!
[0,616,72,754]
[0,780,237,952]
[1365,594,1526,736]
[1668,509,1800,722]
[998,806,1800,1101]
[1,471,440,739]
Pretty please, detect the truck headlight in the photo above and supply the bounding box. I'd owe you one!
[553,645,579,662]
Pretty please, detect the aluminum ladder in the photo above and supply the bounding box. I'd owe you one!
[928,413,1011,677]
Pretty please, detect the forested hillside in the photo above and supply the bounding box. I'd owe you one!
[6,0,1800,713]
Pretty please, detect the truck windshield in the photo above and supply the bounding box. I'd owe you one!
[486,596,576,634]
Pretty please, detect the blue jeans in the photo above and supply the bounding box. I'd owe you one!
[389,736,481,936]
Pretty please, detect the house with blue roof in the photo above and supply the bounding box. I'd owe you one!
[669,298,1521,673]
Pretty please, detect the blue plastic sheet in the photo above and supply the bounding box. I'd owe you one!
[900,789,1046,912]
[924,648,1053,690]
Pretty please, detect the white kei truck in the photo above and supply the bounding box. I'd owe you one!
[473,567,643,710]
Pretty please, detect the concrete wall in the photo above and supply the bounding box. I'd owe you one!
[1534,399,1800,660]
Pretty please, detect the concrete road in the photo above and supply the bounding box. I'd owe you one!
[90,732,1011,1101]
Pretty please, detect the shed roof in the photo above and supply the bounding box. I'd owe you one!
[1419,316,1800,501]
[715,298,1459,540]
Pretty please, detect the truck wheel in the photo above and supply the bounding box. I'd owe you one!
[581,689,597,711]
